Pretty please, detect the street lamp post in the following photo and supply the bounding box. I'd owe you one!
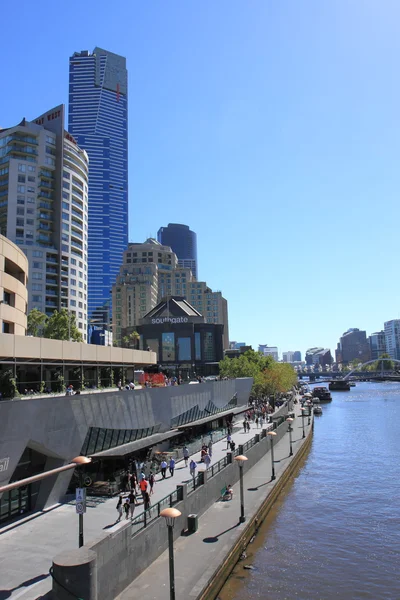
[307,401,312,425]
[300,407,306,438]
[71,456,92,548]
[267,431,277,480]
[160,507,182,600]
[286,417,294,456]
[234,455,248,523]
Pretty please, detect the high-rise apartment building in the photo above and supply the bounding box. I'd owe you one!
[68,48,128,319]
[112,239,229,348]
[369,331,386,361]
[0,105,89,340]
[157,223,198,279]
[384,320,400,361]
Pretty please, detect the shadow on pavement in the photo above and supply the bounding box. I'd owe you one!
[0,573,49,600]
[203,522,240,543]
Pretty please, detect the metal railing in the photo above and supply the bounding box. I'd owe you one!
[207,455,229,479]
[186,472,203,495]
[131,487,183,536]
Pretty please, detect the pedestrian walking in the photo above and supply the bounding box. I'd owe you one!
[226,433,232,449]
[160,459,167,479]
[143,490,151,515]
[189,459,197,479]
[243,419,247,433]
[203,452,211,468]
[208,439,213,458]
[116,495,123,522]
[246,421,250,433]
[169,457,176,477]
[149,472,155,495]
[183,446,189,467]
[139,477,148,498]
[128,491,136,518]
[123,498,130,520]
[256,416,259,429]
[230,440,236,452]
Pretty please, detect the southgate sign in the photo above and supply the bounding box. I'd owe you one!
[151,317,189,324]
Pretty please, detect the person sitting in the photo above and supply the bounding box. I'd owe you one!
[223,484,233,501]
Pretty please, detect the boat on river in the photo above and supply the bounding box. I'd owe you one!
[329,380,351,391]
[312,386,332,402]
[313,405,323,415]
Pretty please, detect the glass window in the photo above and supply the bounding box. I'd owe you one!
[18,164,26,173]
[18,175,26,183]
[33,262,42,269]
[17,185,25,193]
[195,332,201,360]
[178,337,191,361]
[162,332,175,361]
[146,338,159,357]
[203,331,215,361]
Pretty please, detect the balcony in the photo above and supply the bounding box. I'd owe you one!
[39,170,54,180]
[38,213,52,221]
[39,202,53,211]
[37,191,54,200]
[11,135,38,146]
[46,256,58,264]
[45,289,57,296]
[46,267,57,274]
[46,278,58,286]
[7,145,38,156]
[45,300,57,308]
[37,223,52,232]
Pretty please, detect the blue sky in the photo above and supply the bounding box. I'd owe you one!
[2,1,400,357]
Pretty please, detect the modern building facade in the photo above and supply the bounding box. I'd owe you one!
[112,239,229,348]
[282,351,294,363]
[369,331,386,361]
[0,105,89,340]
[0,235,28,335]
[136,297,224,376]
[68,48,128,319]
[293,351,302,362]
[157,223,198,279]
[258,345,279,360]
[384,320,400,361]
[305,347,332,366]
[336,328,370,364]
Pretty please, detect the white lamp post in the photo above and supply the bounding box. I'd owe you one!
[267,431,277,480]
[234,455,248,523]
[160,507,182,600]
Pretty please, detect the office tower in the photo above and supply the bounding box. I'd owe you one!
[68,48,128,319]
[384,320,400,360]
[282,351,294,363]
[157,223,198,279]
[112,238,229,347]
[369,331,386,360]
[293,351,302,362]
[337,328,370,364]
[0,105,89,340]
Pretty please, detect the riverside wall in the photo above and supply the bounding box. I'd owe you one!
[52,400,296,600]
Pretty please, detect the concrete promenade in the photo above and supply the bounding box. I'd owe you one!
[116,402,311,600]
[0,415,268,600]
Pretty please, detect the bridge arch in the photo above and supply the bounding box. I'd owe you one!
[343,358,400,380]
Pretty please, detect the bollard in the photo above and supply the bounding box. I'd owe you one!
[52,548,97,600]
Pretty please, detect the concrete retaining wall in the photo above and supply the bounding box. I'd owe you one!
[52,400,294,600]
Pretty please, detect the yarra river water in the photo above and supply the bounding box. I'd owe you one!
[219,381,400,600]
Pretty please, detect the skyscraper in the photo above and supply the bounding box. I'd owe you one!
[384,320,400,360]
[0,105,89,340]
[68,48,128,320]
[157,223,198,279]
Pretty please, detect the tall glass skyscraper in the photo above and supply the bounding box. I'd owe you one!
[68,47,128,320]
[157,223,198,279]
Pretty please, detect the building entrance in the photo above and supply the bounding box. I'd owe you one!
[0,447,47,524]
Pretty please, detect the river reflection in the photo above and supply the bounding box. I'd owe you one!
[219,382,400,600]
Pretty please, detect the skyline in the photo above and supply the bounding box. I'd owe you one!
[2,1,400,356]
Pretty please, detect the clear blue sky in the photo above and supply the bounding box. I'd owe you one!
[3,1,400,357]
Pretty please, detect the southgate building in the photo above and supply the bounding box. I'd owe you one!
[68,47,128,320]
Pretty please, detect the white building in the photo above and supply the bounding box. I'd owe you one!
[384,320,400,361]
[282,351,295,363]
[0,105,89,340]
[259,344,279,361]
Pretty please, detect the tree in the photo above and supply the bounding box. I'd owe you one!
[43,309,82,342]
[27,308,47,337]
[219,350,297,397]
[0,368,18,399]
[122,331,140,349]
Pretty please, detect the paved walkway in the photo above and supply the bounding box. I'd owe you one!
[116,403,310,600]
[0,415,269,600]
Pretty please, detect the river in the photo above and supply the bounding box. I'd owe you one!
[219,381,400,600]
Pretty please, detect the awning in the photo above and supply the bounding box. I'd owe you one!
[177,404,247,429]
[91,429,183,458]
